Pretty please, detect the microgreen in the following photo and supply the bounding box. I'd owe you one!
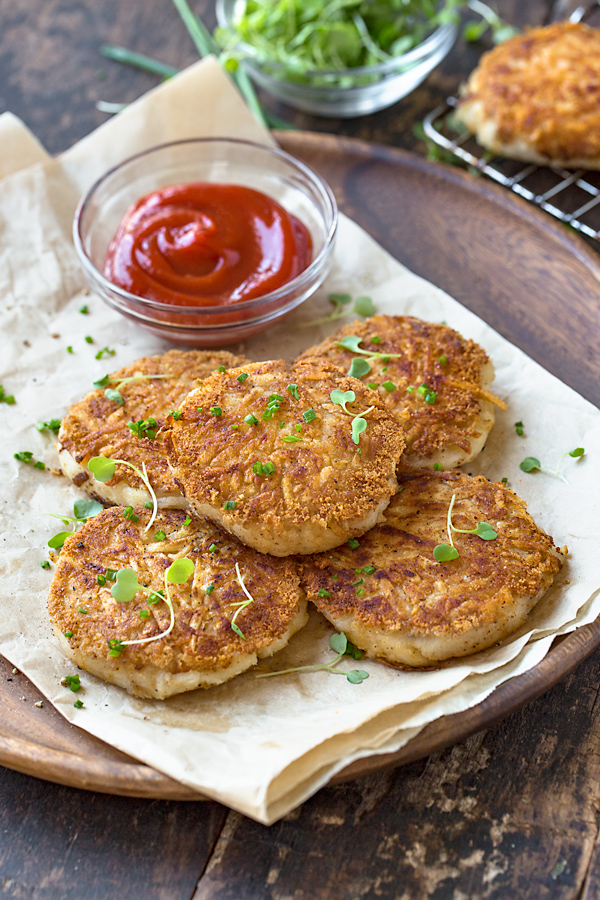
[0,385,15,405]
[330,390,374,445]
[515,421,524,436]
[300,293,376,327]
[36,418,62,433]
[335,335,401,363]
[256,631,368,684]
[46,498,104,548]
[94,372,172,405]
[88,456,157,531]
[106,557,194,652]
[286,384,300,401]
[349,358,372,379]
[348,539,360,549]
[230,562,257,639]
[434,492,497,561]
[519,448,585,485]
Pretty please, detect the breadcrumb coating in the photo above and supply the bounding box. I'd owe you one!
[48,507,307,697]
[456,22,600,168]
[298,316,504,469]
[301,470,563,666]
[164,358,406,555]
[58,349,247,505]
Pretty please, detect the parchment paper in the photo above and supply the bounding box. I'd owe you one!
[1,58,599,825]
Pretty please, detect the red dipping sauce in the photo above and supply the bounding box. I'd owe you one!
[104,182,313,307]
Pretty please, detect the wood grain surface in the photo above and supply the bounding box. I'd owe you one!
[2,1,600,898]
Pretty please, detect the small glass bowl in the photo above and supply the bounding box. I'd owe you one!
[73,138,338,347]
[216,0,457,118]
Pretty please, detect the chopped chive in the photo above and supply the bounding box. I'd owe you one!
[370,336,381,344]
[352,578,363,587]
[66,345,73,354]
[501,477,508,484]
[78,607,88,615]
[406,385,415,393]
[245,414,258,426]
[318,588,331,597]
[279,422,286,429]
[348,539,360,549]
[231,423,239,430]
[123,506,140,522]
[281,434,302,443]
[170,410,182,420]
[286,384,300,400]
[63,674,81,692]
[433,463,444,471]
[208,543,217,553]
[224,500,236,510]
[263,461,275,475]
[84,335,93,344]
[382,381,396,392]
[515,421,524,436]
[417,384,428,396]
[79,304,89,314]
[210,406,222,417]
[97,574,107,586]
[64,631,73,638]
[367,382,378,390]
[33,461,45,470]
[356,588,365,596]
[295,424,302,432]
[425,391,437,404]
[363,565,376,575]
[205,584,215,594]
[217,365,227,373]
[40,560,51,569]
[438,354,448,365]
[237,372,249,382]
[144,501,153,509]
[183,515,192,526]
[73,699,84,709]
[154,529,166,540]
[252,461,264,475]
[139,609,150,618]
[302,408,317,423]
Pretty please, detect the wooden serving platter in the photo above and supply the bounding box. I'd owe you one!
[2,132,599,800]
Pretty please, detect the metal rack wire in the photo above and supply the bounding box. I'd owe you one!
[423,98,600,245]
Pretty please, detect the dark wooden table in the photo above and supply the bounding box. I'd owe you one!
[2,2,600,898]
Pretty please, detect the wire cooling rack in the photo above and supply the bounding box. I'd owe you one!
[423,98,600,245]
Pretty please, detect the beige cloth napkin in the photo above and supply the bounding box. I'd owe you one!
[1,58,599,824]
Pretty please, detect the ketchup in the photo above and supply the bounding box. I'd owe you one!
[104,183,313,307]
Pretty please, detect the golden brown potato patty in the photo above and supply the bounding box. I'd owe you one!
[48,507,307,698]
[58,349,247,507]
[455,22,600,169]
[300,470,563,666]
[298,315,504,469]
[164,358,406,556]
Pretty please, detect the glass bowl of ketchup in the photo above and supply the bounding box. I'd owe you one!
[73,138,337,346]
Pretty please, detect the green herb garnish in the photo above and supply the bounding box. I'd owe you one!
[433,492,497,561]
[224,500,237,510]
[95,346,115,360]
[0,385,15,405]
[230,562,257,639]
[255,632,368,684]
[36,418,62,434]
[520,448,585,484]
[515,421,524,436]
[88,456,158,531]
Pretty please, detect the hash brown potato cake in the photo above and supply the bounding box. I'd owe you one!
[48,507,308,699]
[58,349,247,508]
[455,22,600,169]
[300,470,563,666]
[298,315,504,469]
[164,358,406,556]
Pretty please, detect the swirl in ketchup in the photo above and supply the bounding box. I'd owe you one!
[104,183,313,307]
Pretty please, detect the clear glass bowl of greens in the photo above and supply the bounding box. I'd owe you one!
[216,0,458,118]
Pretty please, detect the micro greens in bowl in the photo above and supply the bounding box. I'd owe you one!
[88,456,158,531]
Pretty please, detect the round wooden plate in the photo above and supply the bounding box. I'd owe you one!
[2,132,599,800]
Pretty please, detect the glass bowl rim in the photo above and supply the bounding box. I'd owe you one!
[72,136,338,318]
[215,0,457,81]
